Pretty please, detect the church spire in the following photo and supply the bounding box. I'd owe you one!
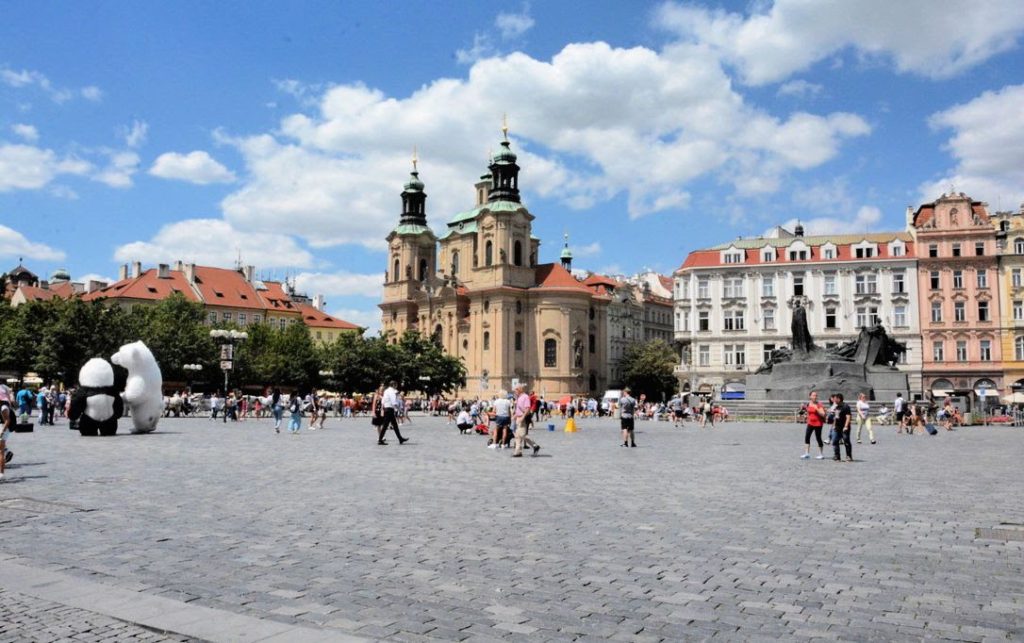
[399,148,427,227]
[560,232,573,271]
[488,116,521,203]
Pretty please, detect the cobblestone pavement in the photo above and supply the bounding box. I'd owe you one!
[1,413,1022,641]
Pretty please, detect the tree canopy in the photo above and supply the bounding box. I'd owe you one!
[619,339,679,402]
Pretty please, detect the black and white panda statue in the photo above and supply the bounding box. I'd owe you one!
[69,358,124,437]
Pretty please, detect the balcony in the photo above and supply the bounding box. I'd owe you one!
[674,364,693,374]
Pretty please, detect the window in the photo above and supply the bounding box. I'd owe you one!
[980,340,992,361]
[724,344,745,366]
[1015,238,1024,254]
[222,312,232,322]
[723,309,745,331]
[793,274,804,296]
[928,244,938,258]
[208,311,216,323]
[238,313,247,325]
[1014,268,1023,288]
[763,344,776,364]
[856,306,879,328]
[892,271,906,294]
[393,258,400,282]
[679,281,689,299]
[855,246,875,258]
[855,273,877,295]
[954,301,966,322]
[825,307,837,329]
[723,277,743,298]
[763,308,776,331]
[952,270,963,289]
[761,276,775,297]
[933,341,944,362]
[252,314,262,324]
[1015,300,1023,321]
[975,241,985,256]
[544,338,557,367]
[697,278,709,299]
[1017,336,1024,361]
[762,250,774,262]
[823,247,835,259]
[419,258,428,281]
[893,305,907,328]
[823,273,837,295]
[515,331,523,351]
[698,311,709,331]
[513,240,522,266]
[724,252,743,264]
[679,312,689,332]
[451,250,459,275]
[977,270,988,288]
[978,300,989,322]
[952,243,961,257]
[588,334,595,354]
[485,240,493,266]
[930,271,941,290]
[891,244,905,257]
[483,331,490,350]
[788,249,808,261]
[956,340,968,362]
[517,301,523,314]
[698,345,710,367]
[931,301,942,323]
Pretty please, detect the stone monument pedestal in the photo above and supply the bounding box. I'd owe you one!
[746,361,907,401]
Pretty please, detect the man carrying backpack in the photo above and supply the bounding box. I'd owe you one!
[620,387,637,448]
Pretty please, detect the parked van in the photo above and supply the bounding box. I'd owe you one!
[602,389,622,410]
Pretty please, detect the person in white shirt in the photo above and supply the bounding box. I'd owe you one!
[489,394,512,448]
[456,408,472,434]
[378,381,408,445]
[894,393,907,434]
[855,392,875,444]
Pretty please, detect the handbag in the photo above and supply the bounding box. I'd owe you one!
[371,415,382,427]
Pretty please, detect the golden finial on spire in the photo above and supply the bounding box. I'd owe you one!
[412,145,418,173]
[501,113,509,141]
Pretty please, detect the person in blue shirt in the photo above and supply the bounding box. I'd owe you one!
[16,387,33,420]
[36,388,49,425]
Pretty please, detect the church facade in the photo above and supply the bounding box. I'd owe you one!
[379,135,609,399]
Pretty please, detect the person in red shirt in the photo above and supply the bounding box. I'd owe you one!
[801,390,826,460]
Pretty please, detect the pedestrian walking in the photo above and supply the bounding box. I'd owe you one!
[489,393,512,446]
[832,393,853,462]
[699,397,713,428]
[855,392,875,444]
[511,384,539,457]
[287,393,302,433]
[0,385,13,482]
[271,388,283,433]
[619,387,638,447]
[801,391,826,460]
[378,381,408,445]
[894,393,907,433]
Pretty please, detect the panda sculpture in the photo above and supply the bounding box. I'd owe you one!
[111,340,164,434]
[69,358,124,436]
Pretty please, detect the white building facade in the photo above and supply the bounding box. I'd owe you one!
[673,227,923,398]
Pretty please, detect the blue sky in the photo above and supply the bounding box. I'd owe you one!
[2,1,1023,331]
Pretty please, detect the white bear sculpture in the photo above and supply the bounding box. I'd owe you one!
[111,341,164,434]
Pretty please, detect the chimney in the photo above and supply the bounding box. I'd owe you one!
[158,263,170,279]
[119,264,128,281]
[86,280,107,293]
[174,260,184,272]
[313,294,326,311]
[184,263,196,284]
[131,261,142,278]
[244,265,255,282]
[39,280,49,290]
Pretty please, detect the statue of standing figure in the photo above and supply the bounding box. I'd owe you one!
[791,301,815,355]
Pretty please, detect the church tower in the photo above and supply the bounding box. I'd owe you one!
[380,153,437,341]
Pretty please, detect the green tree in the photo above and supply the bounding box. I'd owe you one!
[33,299,141,384]
[136,294,217,384]
[620,340,678,402]
[319,332,389,395]
[393,330,466,396]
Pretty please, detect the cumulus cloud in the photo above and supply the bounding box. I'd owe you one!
[149,151,236,184]
[120,120,148,148]
[656,0,1024,85]
[10,123,38,142]
[0,143,91,192]
[776,205,883,236]
[293,271,384,299]
[113,218,313,269]
[455,33,495,64]
[76,273,116,285]
[0,224,66,261]
[776,79,823,99]
[81,86,102,101]
[93,151,140,188]
[496,7,535,40]
[920,84,1024,208]
[0,66,100,103]
[217,40,869,246]
[328,307,381,334]
[571,242,602,258]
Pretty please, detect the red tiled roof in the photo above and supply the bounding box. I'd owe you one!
[82,269,200,302]
[680,240,916,270]
[657,275,673,291]
[16,286,57,302]
[192,266,264,310]
[49,282,77,298]
[912,197,990,228]
[582,274,621,288]
[257,281,298,312]
[533,263,591,293]
[297,303,361,330]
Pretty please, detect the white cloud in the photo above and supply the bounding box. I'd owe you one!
[218,40,869,245]
[327,307,380,334]
[920,84,1024,208]
[76,273,115,285]
[293,271,384,299]
[81,86,102,101]
[792,178,854,215]
[571,242,602,258]
[121,120,148,148]
[656,0,1024,85]
[0,143,91,192]
[455,33,494,64]
[0,224,66,261]
[149,151,236,184]
[0,67,99,103]
[49,185,79,200]
[776,205,883,236]
[113,219,313,269]
[93,151,140,188]
[11,123,38,142]
[496,8,535,40]
[776,79,824,99]
[273,79,325,107]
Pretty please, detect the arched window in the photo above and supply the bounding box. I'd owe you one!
[418,258,428,281]
[393,258,400,282]
[451,250,459,275]
[514,331,522,351]
[1016,336,1024,361]
[485,240,493,266]
[589,373,597,391]
[1015,238,1024,255]
[433,324,443,346]
[516,300,522,314]
[544,338,557,367]
[513,240,523,266]
[483,331,490,350]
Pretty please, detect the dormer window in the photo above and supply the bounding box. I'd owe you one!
[788,250,808,261]
[761,249,775,262]
[723,251,743,264]
[852,241,878,259]
[823,247,835,259]
[889,241,906,257]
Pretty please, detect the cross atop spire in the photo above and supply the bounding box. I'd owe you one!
[412,145,418,173]
[501,113,509,141]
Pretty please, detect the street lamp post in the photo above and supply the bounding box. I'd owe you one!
[210,329,248,423]
[183,363,203,394]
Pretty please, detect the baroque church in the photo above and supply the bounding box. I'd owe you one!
[379,129,609,398]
